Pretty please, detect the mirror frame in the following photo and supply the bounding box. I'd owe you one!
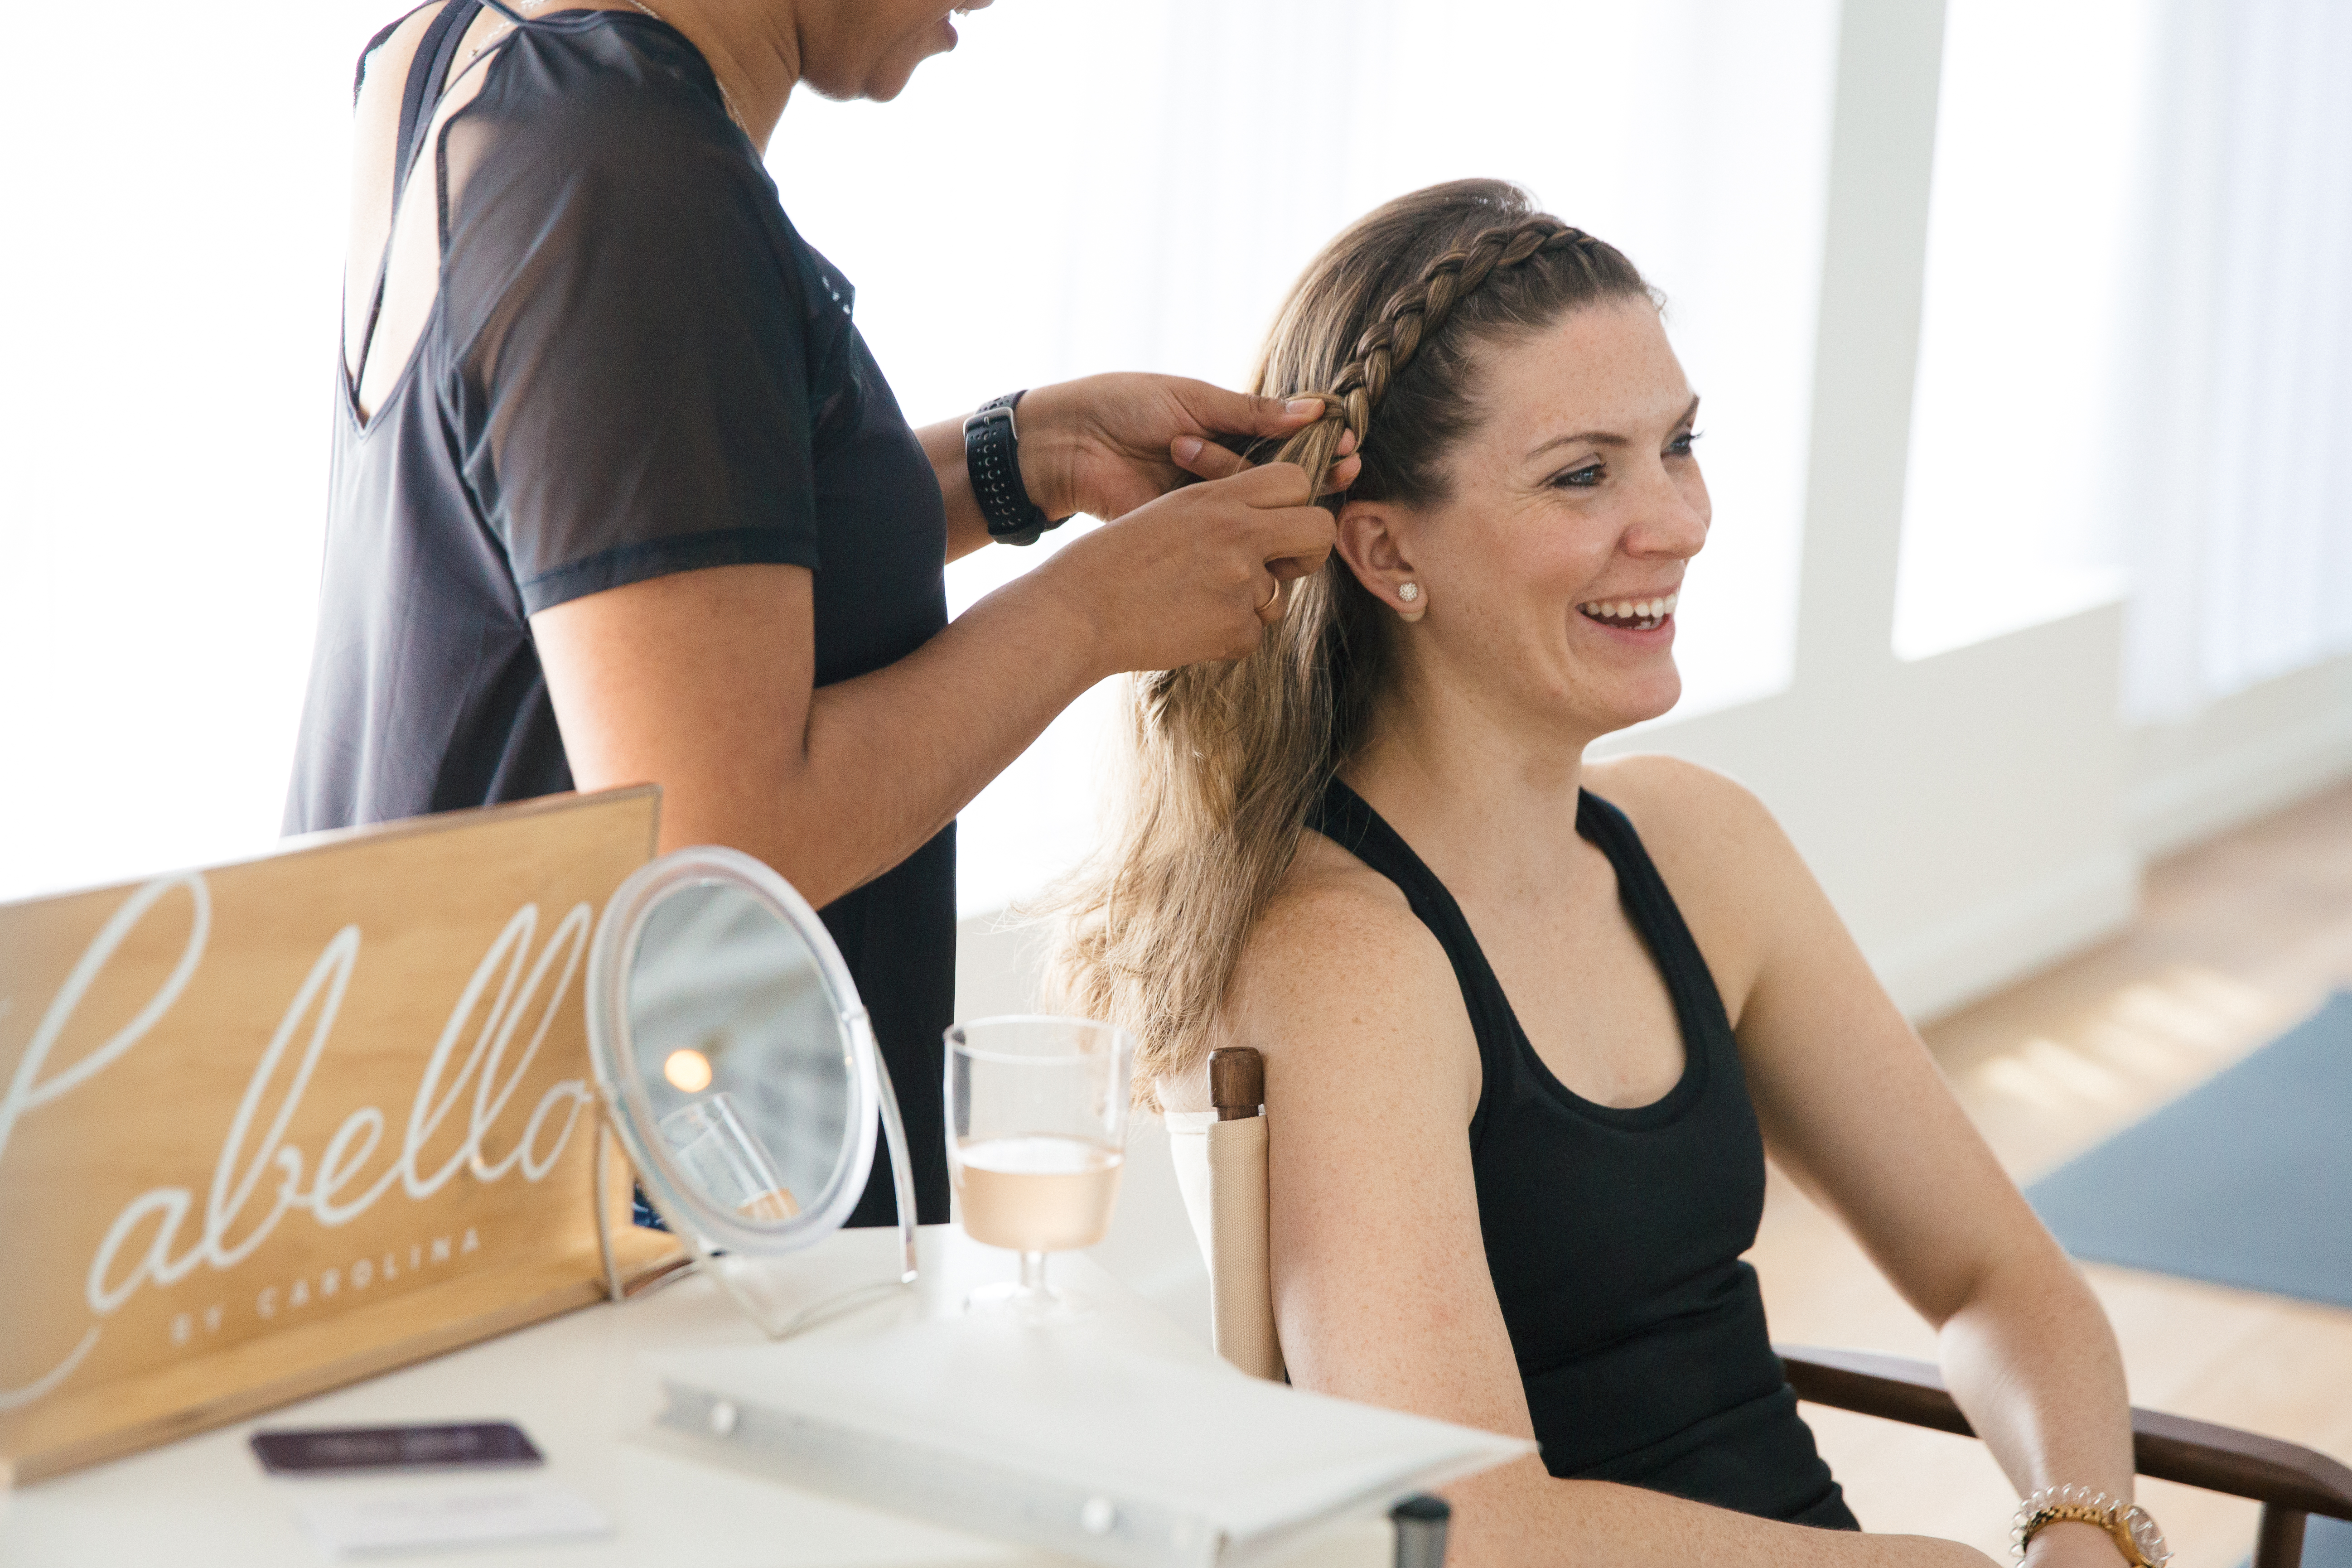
[586,846,917,1282]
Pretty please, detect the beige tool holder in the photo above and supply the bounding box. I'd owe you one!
[1166,1047,1286,1383]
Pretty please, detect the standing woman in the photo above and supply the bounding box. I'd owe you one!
[286,0,1346,1223]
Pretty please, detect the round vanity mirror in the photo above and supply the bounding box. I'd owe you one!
[587,846,915,1304]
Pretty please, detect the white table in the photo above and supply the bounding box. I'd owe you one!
[0,1227,1386,1568]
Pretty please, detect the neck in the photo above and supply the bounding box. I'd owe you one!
[629,0,803,147]
[1343,651,1602,888]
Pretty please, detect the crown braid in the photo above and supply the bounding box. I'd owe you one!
[1268,218,1608,494]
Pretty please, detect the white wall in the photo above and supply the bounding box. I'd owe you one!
[2127,651,2352,860]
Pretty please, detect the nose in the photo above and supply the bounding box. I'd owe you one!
[1624,459,1710,563]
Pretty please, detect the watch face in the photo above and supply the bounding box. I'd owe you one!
[2122,1505,2169,1566]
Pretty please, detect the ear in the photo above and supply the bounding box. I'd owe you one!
[1336,499,1428,622]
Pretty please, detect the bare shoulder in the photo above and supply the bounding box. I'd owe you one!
[1211,832,1481,1121]
[356,4,446,107]
[1582,754,1815,1019]
[1582,753,1796,880]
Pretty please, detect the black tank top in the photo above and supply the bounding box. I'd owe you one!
[1307,779,1858,1531]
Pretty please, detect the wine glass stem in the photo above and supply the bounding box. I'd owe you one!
[1020,1250,1047,1295]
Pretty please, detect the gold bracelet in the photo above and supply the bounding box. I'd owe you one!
[2010,1485,2170,1566]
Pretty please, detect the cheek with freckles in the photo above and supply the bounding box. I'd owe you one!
[1420,508,1684,726]
[1424,513,1594,666]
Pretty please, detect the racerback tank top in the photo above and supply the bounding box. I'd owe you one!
[1306,777,1859,1530]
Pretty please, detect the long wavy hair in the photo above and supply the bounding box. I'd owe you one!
[1046,179,1651,1102]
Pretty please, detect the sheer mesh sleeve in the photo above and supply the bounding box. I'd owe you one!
[435,31,832,615]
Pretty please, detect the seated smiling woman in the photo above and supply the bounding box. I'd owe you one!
[1052,181,2154,1568]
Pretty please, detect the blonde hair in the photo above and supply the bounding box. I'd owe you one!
[1046,180,1649,1102]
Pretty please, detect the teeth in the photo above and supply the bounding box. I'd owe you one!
[1577,592,1678,622]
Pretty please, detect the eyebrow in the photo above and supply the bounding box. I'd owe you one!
[1525,395,1702,462]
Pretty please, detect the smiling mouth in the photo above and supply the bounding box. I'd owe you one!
[1577,592,1678,631]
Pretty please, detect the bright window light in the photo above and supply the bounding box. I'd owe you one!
[1893,0,2148,663]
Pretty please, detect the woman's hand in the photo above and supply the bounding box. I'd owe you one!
[1017,373,1361,521]
[1033,460,1338,673]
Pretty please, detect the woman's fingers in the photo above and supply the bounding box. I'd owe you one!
[1052,460,1341,671]
[1252,572,1287,626]
[1173,428,1361,495]
[1252,485,1340,565]
[1170,433,1251,482]
[1175,379,1332,440]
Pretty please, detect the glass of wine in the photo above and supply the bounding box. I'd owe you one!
[945,1015,1135,1318]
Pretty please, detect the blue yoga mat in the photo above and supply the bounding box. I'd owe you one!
[2027,992,2352,1311]
[2284,1517,2352,1568]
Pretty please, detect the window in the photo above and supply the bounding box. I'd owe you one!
[1897,0,2352,714]
[1893,0,2147,664]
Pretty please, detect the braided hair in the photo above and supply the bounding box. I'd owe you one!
[1046,180,1651,1100]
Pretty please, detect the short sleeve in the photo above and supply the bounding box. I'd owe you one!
[435,23,836,614]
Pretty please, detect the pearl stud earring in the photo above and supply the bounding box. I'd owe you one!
[1398,583,1420,602]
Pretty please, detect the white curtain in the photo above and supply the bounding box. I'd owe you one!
[2116,0,2352,722]
[0,0,1838,914]
[1896,0,2352,718]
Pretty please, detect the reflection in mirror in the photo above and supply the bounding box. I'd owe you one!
[628,883,853,1233]
[662,1095,799,1222]
[588,844,916,1334]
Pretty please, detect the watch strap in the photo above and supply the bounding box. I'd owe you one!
[963,390,1066,546]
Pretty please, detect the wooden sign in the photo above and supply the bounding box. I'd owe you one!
[0,789,677,1484]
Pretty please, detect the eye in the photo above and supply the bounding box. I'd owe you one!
[1552,461,1606,490]
[1668,428,1703,458]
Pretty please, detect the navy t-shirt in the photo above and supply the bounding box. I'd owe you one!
[286,8,952,1225]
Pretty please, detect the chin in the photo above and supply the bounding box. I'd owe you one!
[1599,669,1684,734]
[858,67,920,102]
[811,23,950,102]
[863,20,956,100]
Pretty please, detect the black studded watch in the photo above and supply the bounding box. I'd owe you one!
[962,390,1070,546]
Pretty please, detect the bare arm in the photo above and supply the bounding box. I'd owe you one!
[1221,857,1996,1568]
[536,460,1334,906]
[1605,759,2135,1568]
